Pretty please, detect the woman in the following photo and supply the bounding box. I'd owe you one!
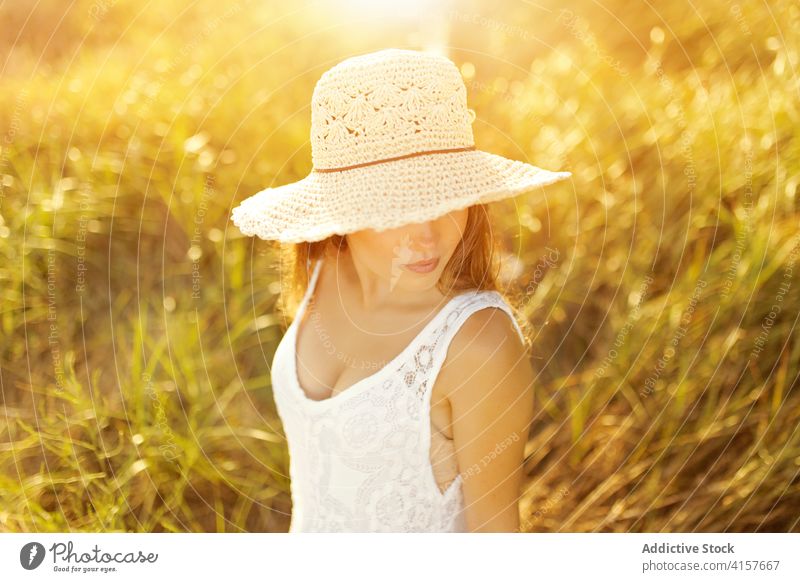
[231,48,571,532]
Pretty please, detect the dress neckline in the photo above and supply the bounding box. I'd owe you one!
[290,256,475,409]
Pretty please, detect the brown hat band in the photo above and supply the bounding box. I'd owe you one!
[313,145,477,173]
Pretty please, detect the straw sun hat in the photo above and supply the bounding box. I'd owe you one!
[230,48,571,243]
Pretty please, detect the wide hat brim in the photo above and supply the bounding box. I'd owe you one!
[231,148,571,243]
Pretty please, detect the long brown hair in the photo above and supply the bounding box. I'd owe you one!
[275,203,532,350]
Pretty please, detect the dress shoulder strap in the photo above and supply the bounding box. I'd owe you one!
[294,256,324,322]
[410,290,527,400]
[428,291,526,369]
[436,290,526,347]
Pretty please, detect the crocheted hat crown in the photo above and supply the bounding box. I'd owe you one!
[310,49,476,170]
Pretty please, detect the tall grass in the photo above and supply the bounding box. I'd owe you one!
[1,0,797,531]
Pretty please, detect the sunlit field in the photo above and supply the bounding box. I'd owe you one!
[1,0,798,532]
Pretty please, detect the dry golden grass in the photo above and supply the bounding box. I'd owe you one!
[1,0,798,532]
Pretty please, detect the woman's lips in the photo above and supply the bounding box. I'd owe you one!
[403,257,440,273]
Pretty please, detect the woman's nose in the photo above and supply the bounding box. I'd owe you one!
[415,221,437,242]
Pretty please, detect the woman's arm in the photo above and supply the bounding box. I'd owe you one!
[436,307,535,532]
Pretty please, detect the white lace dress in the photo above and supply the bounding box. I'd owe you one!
[270,258,526,532]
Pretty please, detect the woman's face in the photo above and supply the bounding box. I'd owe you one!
[345,207,470,291]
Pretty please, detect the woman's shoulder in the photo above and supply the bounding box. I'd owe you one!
[452,292,522,341]
[433,291,531,399]
[450,288,519,319]
[434,288,527,354]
